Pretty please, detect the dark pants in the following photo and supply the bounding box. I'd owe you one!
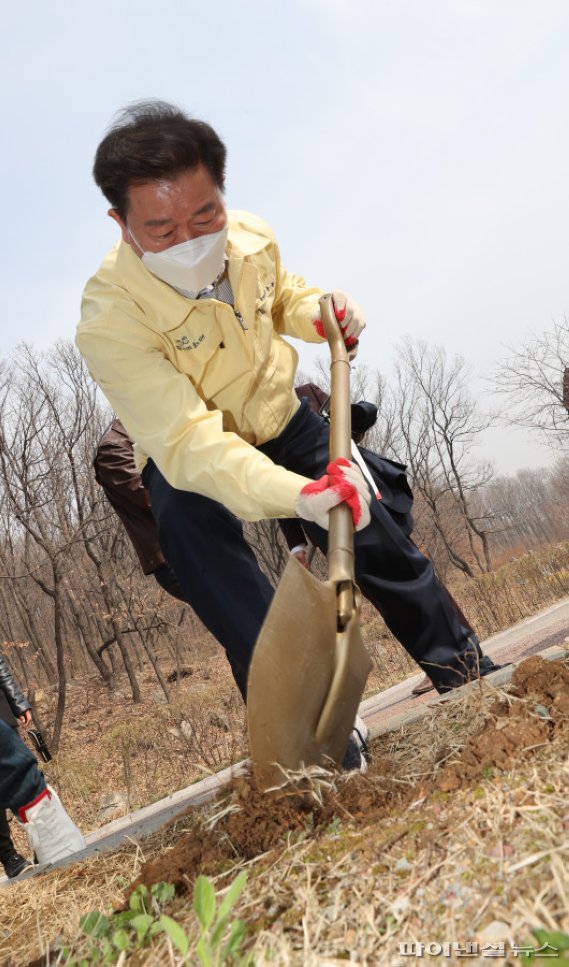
[0,719,45,824]
[143,402,483,695]
[0,710,28,861]
[0,806,14,860]
[153,562,187,603]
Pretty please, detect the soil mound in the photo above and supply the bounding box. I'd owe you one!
[129,655,569,899]
[437,654,569,792]
[130,753,406,897]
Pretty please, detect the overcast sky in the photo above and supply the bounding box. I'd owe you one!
[1,0,567,474]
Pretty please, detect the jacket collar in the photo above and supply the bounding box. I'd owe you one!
[114,212,270,334]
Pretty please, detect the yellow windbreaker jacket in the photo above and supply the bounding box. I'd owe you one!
[77,211,325,521]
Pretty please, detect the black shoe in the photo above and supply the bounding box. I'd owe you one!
[436,656,509,693]
[2,852,33,879]
[341,716,369,773]
[478,656,507,677]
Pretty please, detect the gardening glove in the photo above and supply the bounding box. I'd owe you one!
[312,291,366,359]
[295,457,371,531]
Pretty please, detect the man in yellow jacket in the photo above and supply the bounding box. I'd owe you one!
[77,101,499,761]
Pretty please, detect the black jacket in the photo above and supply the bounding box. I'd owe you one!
[0,653,30,726]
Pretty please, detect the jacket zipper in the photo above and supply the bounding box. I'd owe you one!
[234,309,248,331]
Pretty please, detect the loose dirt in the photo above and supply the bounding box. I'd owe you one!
[436,654,569,791]
[130,655,569,901]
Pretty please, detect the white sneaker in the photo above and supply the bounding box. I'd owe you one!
[18,787,85,865]
[341,715,369,773]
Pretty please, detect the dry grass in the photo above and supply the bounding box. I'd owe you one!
[453,541,569,641]
[3,655,568,966]
[3,543,569,964]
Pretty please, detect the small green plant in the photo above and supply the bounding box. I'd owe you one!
[326,816,342,835]
[520,927,569,962]
[63,881,189,965]
[193,870,253,966]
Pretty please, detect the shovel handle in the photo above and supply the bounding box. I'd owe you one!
[318,294,355,593]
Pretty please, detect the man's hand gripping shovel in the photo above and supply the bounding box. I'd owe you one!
[247,293,372,790]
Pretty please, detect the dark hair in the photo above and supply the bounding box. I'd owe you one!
[93,100,227,220]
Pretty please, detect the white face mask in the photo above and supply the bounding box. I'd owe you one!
[129,223,229,295]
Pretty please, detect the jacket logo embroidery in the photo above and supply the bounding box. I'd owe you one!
[256,279,275,316]
[175,333,206,351]
[257,280,275,303]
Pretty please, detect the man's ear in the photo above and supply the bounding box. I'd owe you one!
[108,209,130,245]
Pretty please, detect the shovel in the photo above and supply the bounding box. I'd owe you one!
[247,293,372,790]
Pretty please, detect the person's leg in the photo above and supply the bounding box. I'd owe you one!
[0,720,45,814]
[0,809,14,860]
[354,500,494,689]
[259,403,495,693]
[0,721,84,867]
[410,579,488,695]
[439,584,477,640]
[0,723,32,875]
[153,562,187,603]
[356,448,496,679]
[153,559,249,694]
[143,458,366,770]
[0,808,31,878]
[142,461,273,700]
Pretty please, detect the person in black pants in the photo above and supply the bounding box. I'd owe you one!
[97,388,498,702]
[0,652,34,877]
[80,103,503,773]
[143,398,500,697]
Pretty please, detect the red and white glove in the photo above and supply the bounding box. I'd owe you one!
[295,457,371,531]
[312,291,366,358]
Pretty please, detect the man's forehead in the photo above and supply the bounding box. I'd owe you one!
[126,168,220,220]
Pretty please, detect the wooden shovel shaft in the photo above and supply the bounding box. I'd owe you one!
[318,294,356,617]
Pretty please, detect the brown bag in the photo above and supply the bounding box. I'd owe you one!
[94,420,165,575]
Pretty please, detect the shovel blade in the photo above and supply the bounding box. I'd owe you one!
[247,556,372,790]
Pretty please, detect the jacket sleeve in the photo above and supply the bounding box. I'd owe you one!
[271,244,327,344]
[77,318,310,522]
[0,652,30,718]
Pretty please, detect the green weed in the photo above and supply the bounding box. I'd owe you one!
[61,881,187,965]
[194,870,253,966]
[57,870,253,965]
[521,928,569,961]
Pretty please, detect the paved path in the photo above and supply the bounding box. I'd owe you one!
[3,597,568,885]
[362,596,569,735]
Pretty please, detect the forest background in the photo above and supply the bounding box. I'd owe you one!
[1,317,569,965]
[0,313,567,753]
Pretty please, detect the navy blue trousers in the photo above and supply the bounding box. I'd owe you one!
[0,719,45,816]
[0,722,19,860]
[143,402,482,696]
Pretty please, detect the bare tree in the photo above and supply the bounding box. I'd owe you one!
[244,520,290,586]
[0,343,145,744]
[300,361,402,458]
[494,316,569,446]
[0,346,86,747]
[394,339,496,577]
[471,467,566,560]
